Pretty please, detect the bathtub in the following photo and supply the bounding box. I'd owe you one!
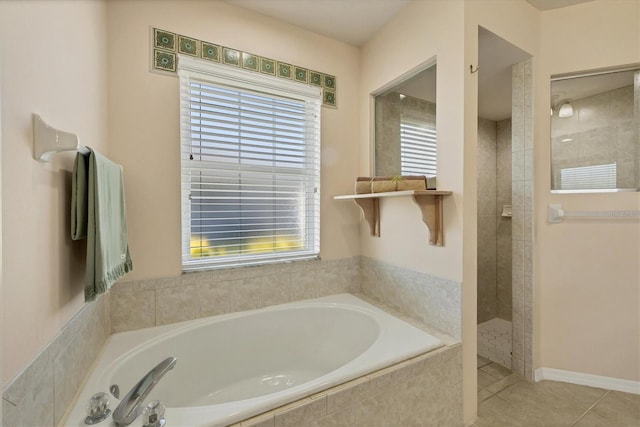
[63,294,443,426]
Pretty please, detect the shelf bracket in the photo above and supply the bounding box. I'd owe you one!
[334,190,451,246]
[412,194,445,246]
[353,198,380,237]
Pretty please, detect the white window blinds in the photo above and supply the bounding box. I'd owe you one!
[400,119,437,177]
[178,56,321,270]
[560,163,617,191]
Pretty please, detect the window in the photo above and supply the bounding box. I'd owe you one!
[400,118,437,177]
[550,66,639,192]
[178,56,321,270]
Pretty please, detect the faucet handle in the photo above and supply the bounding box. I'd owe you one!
[84,392,111,425]
[142,400,166,427]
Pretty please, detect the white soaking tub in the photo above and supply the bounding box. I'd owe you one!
[64,294,443,426]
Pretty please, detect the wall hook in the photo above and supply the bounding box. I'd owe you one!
[470,64,480,74]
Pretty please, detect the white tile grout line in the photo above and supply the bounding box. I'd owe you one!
[570,390,610,426]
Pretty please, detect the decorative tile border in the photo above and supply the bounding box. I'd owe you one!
[154,50,176,72]
[151,27,337,108]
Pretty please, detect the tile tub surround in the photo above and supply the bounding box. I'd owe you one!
[2,296,110,427]
[110,257,361,333]
[233,344,463,427]
[360,256,462,340]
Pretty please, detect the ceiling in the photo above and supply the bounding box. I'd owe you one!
[393,65,437,104]
[226,0,598,48]
[225,0,602,120]
[224,0,410,46]
[552,69,637,108]
[478,28,531,121]
[387,28,544,121]
[525,0,595,11]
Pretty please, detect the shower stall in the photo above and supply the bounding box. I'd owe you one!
[477,27,533,376]
[477,117,513,369]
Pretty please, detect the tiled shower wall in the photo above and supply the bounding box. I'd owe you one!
[496,119,513,321]
[477,118,498,323]
[636,71,640,183]
[477,118,512,325]
[512,59,534,380]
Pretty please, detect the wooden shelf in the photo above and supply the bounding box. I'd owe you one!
[334,190,452,246]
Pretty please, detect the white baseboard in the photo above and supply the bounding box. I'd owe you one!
[535,367,640,395]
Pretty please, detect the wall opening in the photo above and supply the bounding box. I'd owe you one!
[476,27,534,382]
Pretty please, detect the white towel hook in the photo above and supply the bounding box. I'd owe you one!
[33,114,89,162]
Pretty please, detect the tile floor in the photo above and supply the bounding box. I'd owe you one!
[474,355,640,426]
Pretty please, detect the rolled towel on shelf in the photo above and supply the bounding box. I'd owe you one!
[353,175,437,194]
[355,177,372,194]
[395,175,427,191]
[372,176,397,193]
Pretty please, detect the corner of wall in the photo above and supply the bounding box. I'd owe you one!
[2,296,110,427]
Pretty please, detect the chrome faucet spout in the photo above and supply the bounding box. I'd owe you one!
[112,357,177,427]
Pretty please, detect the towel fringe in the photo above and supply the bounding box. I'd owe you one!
[85,259,133,302]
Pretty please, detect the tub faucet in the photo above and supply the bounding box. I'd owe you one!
[112,357,177,427]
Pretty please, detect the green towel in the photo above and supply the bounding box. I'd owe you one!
[72,149,133,302]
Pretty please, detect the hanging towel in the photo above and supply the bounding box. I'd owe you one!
[71,153,89,240]
[72,148,133,302]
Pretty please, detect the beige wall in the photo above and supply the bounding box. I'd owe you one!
[0,0,109,385]
[360,0,465,282]
[2,0,638,419]
[107,0,361,282]
[464,0,539,422]
[360,1,542,423]
[537,0,640,382]
[0,19,4,421]
[360,0,468,418]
